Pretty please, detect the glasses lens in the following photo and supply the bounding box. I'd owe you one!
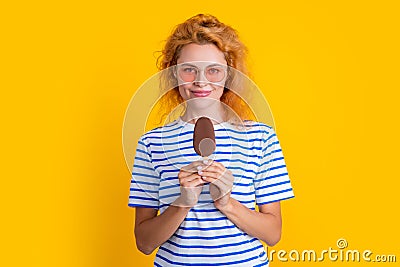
[178,65,198,82]
[205,65,226,82]
[177,64,226,83]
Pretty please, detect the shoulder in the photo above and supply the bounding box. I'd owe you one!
[240,120,275,135]
[234,120,278,147]
[139,119,183,145]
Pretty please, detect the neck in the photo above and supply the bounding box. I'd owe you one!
[181,101,226,124]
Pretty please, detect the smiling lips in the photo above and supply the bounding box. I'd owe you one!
[191,90,212,97]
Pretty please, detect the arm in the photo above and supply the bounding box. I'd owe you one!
[134,161,206,255]
[134,206,190,255]
[200,161,283,246]
[217,200,282,246]
[200,128,292,246]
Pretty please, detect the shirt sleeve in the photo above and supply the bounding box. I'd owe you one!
[128,136,160,209]
[254,127,294,205]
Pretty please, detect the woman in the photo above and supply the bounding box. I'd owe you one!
[128,14,294,266]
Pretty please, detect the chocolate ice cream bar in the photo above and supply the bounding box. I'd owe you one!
[193,117,216,157]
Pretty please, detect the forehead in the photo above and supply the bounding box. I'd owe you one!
[177,61,226,69]
[177,43,227,65]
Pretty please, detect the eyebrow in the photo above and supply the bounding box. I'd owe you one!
[179,63,226,68]
[179,63,198,68]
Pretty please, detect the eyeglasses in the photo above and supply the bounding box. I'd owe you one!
[175,63,227,83]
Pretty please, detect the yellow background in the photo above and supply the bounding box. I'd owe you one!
[1,0,399,266]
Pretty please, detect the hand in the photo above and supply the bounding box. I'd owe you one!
[199,160,234,210]
[172,161,205,208]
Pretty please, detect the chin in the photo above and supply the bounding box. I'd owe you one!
[186,97,221,110]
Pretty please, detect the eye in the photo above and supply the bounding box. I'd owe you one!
[182,67,197,73]
[207,67,225,76]
[207,68,220,74]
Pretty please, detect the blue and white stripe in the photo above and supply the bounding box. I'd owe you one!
[128,118,294,266]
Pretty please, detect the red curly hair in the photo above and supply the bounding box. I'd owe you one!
[157,14,254,123]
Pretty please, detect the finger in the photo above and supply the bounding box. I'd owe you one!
[200,165,224,175]
[180,173,201,183]
[206,177,231,189]
[182,177,205,188]
[215,166,233,180]
[199,167,232,180]
[207,162,231,176]
[179,169,197,179]
[198,170,221,180]
[208,160,226,171]
[181,160,206,172]
[201,158,214,167]
[180,162,206,177]
[202,176,227,190]
[201,172,233,187]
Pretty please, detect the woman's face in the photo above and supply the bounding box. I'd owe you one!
[176,43,227,103]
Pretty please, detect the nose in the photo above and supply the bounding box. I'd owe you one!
[194,69,208,83]
[193,69,208,87]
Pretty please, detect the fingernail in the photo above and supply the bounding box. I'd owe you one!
[197,165,203,170]
[203,159,209,164]
[198,170,203,175]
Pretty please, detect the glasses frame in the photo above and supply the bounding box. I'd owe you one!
[174,62,228,85]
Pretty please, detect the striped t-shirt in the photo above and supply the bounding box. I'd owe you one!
[128,117,294,266]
